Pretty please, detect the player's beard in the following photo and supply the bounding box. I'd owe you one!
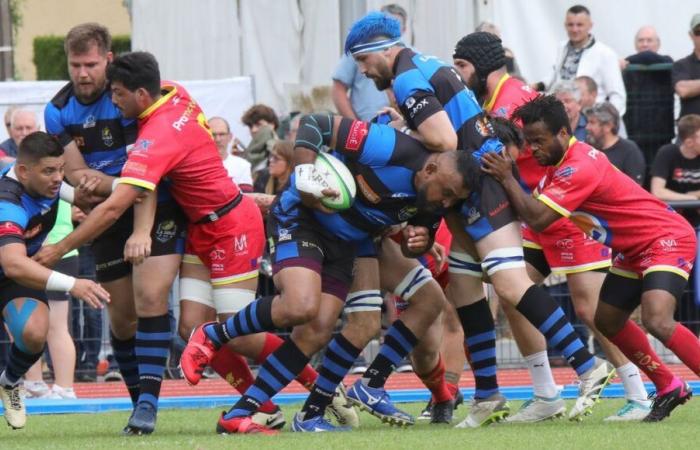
[370,61,394,91]
[415,187,441,213]
[468,73,488,104]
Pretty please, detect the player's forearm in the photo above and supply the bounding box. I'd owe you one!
[3,253,61,291]
[132,189,158,235]
[651,185,697,201]
[501,176,553,232]
[56,195,130,255]
[65,167,116,197]
[675,80,700,99]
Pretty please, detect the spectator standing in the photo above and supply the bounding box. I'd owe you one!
[551,80,588,141]
[0,109,37,167]
[575,75,598,109]
[584,102,646,185]
[240,104,279,176]
[209,116,253,192]
[550,5,626,116]
[673,14,700,119]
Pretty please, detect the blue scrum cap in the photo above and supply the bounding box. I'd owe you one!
[344,11,403,55]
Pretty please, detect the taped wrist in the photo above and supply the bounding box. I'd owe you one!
[294,114,334,153]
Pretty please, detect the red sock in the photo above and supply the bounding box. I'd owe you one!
[666,323,700,377]
[609,320,675,392]
[210,345,277,414]
[257,333,318,390]
[417,355,453,403]
[446,382,459,399]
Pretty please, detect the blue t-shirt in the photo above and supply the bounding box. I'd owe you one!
[333,54,390,122]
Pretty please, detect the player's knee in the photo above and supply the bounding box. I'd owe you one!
[345,310,381,343]
[573,303,595,328]
[284,294,321,325]
[21,326,47,354]
[641,311,675,342]
[109,315,137,340]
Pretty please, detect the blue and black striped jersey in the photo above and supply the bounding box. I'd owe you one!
[45,83,136,177]
[0,167,59,281]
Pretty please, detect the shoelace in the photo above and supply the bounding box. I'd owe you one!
[9,388,22,410]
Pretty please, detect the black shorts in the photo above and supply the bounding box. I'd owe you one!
[600,270,689,311]
[267,207,356,301]
[92,200,186,282]
[47,255,79,301]
[457,174,517,242]
[0,278,47,311]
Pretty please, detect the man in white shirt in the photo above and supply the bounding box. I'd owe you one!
[209,116,253,192]
[550,5,627,118]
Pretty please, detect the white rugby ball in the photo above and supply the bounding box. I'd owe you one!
[315,152,356,210]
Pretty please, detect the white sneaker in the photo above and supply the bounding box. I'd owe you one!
[327,384,360,427]
[568,358,615,421]
[251,406,286,430]
[50,384,77,399]
[505,396,566,423]
[23,380,53,399]
[604,400,651,422]
[1,383,26,429]
[455,392,510,428]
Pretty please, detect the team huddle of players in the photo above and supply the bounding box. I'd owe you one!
[1,12,699,437]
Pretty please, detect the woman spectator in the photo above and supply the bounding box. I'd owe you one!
[252,141,294,213]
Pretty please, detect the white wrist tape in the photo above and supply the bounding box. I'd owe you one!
[59,183,75,203]
[294,163,326,198]
[47,271,76,292]
[111,178,121,192]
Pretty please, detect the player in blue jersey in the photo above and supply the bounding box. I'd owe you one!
[345,11,615,426]
[0,132,109,430]
[39,23,185,434]
[181,113,473,434]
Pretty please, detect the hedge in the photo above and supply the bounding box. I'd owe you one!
[33,35,131,80]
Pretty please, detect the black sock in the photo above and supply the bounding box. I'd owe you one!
[363,320,418,388]
[135,314,171,409]
[1,344,43,386]
[111,331,140,405]
[205,296,275,347]
[302,333,361,419]
[457,299,499,399]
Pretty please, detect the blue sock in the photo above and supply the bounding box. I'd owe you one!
[204,296,275,347]
[457,299,499,399]
[111,331,140,405]
[301,333,361,419]
[224,338,309,420]
[135,315,171,409]
[517,285,594,376]
[363,320,418,388]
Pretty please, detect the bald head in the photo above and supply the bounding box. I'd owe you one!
[9,109,38,147]
[208,116,232,158]
[635,26,660,53]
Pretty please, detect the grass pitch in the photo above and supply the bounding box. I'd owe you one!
[2,399,697,449]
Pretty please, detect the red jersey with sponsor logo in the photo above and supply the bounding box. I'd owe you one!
[484,74,542,193]
[535,138,694,257]
[119,82,239,222]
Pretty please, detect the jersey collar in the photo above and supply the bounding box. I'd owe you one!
[483,73,510,113]
[554,136,578,167]
[138,84,178,120]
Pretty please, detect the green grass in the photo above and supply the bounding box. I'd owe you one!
[2,399,697,450]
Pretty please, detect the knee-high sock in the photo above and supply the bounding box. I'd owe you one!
[362,320,418,388]
[665,323,700,377]
[110,331,140,405]
[609,320,675,392]
[456,299,499,399]
[135,314,171,408]
[204,296,275,347]
[224,338,310,420]
[0,344,43,387]
[416,354,453,403]
[301,333,361,419]
[516,285,594,376]
[209,345,278,414]
[257,332,318,390]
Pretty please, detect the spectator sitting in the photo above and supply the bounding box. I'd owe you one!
[650,114,700,227]
[0,108,37,167]
[584,102,646,185]
[673,14,700,120]
[622,25,673,68]
[208,116,253,192]
[575,75,597,110]
[551,80,588,141]
[253,140,293,195]
[240,103,279,175]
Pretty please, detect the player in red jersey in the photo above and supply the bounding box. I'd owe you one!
[32,52,335,434]
[483,94,700,422]
[455,31,641,421]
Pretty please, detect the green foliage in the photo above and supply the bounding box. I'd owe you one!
[32,35,131,80]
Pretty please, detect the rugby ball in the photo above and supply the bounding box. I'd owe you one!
[315,152,356,210]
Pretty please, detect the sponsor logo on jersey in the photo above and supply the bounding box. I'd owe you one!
[553,166,577,180]
[408,99,429,119]
[278,228,291,242]
[102,126,114,147]
[474,116,494,137]
[488,201,509,217]
[234,234,248,253]
[345,121,368,151]
[123,161,148,177]
[210,248,226,261]
[83,115,96,128]
[404,96,416,109]
[0,221,22,237]
[172,100,197,131]
[154,220,177,243]
[398,205,417,221]
[556,238,574,249]
[466,206,481,225]
[357,175,380,204]
[130,139,152,155]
